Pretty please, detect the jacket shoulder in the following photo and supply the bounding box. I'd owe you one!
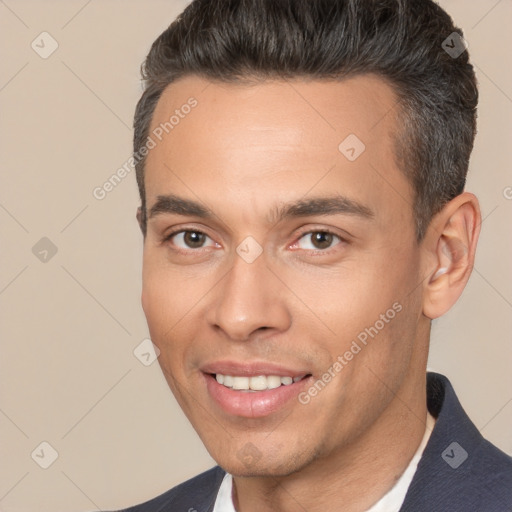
[115,466,225,512]
[473,438,512,499]
[401,373,512,511]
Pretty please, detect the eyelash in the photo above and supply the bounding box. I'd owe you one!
[161,227,346,255]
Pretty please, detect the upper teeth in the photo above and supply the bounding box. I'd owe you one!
[216,374,303,391]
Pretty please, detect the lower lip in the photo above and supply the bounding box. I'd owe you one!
[204,373,311,418]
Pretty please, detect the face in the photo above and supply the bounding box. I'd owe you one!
[140,75,429,477]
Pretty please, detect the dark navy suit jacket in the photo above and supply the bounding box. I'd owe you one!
[114,373,512,511]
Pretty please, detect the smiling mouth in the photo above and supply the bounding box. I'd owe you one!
[211,373,312,392]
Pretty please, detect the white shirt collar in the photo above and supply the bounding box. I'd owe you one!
[213,413,435,512]
[212,472,236,512]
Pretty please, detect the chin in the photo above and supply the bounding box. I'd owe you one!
[224,461,300,479]
[209,442,316,479]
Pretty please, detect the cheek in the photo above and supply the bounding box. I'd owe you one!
[142,253,199,327]
[141,255,214,370]
[141,271,172,333]
[282,262,397,336]
[288,245,420,364]
[141,258,188,357]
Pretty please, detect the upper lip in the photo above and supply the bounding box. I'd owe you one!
[201,360,311,378]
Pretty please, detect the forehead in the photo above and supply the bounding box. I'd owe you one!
[144,75,412,227]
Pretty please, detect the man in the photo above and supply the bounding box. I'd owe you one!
[117,0,512,510]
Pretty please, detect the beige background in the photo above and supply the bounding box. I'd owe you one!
[0,1,511,510]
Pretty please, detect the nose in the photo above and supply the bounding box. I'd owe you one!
[207,249,291,342]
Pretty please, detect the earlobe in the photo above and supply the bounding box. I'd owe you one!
[422,192,481,320]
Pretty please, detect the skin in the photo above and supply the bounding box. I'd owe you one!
[138,75,480,511]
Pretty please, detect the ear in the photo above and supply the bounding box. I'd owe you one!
[136,206,145,236]
[421,192,481,320]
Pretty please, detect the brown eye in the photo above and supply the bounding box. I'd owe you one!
[311,232,333,249]
[169,230,216,250]
[183,231,206,248]
[296,231,341,251]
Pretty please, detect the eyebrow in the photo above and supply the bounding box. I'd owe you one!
[147,193,374,223]
[269,195,374,223]
[148,194,211,219]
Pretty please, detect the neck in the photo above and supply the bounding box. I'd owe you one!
[232,364,429,512]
